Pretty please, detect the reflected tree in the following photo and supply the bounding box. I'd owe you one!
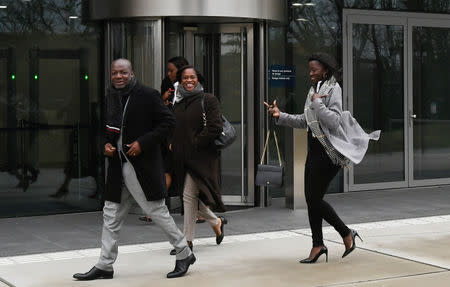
[0,0,90,34]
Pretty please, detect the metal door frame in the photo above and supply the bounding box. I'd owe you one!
[407,17,450,187]
[0,48,17,174]
[343,11,409,191]
[343,9,450,192]
[105,19,163,88]
[183,23,255,205]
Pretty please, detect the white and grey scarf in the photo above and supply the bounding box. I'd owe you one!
[304,77,351,167]
[175,83,204,103]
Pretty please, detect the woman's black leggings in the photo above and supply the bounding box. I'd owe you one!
[304,133,351,247]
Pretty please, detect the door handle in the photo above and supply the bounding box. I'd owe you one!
[410,114,417,119]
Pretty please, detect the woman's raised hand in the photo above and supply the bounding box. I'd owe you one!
[264,100,280,119]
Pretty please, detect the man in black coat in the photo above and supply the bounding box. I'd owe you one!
[73,59,195,280]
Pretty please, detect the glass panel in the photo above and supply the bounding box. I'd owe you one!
[413,26,450,180]
[0,1,103,217]
[110,21,159,87]
[194,34,212,92]
[218,32,244,196]
[345,0,450,13]
[288,0,343,193]
[108,21,161,213]
[0,57,8,172]
[268,25,291,197]
[352,23,405,184]
[130,22,157,87]
[166,21,184,62]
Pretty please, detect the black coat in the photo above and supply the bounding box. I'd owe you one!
[105,83,175,203]
[171,92,226,212]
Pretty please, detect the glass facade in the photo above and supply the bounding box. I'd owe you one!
[267,24,291,198]
[109,21,161,88]
[287,0,343,193]
[0,0,449,217]
[412,26,450,180]
[0,0,103,217]
[289,0,449,191]
[345,0,449,13]
[352,23,405,184]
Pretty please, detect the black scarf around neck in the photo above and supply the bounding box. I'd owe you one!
[105,77,137,136]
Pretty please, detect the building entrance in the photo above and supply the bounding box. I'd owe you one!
[166,23,256,206]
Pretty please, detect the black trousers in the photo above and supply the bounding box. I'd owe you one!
[305,131,350,247]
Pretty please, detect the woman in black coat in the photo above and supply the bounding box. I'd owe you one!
[139,56,189,223]
[170,65,227,251]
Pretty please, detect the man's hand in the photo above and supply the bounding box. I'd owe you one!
[125,141,142,157]
[264,100,281,119]
[312,93,328,102]
[104,143,116,157]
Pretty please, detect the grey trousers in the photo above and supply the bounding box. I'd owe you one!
[96,161,191,272]
[183,173,220,242]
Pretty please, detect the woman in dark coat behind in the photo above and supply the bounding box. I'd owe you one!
[170,65,227,251]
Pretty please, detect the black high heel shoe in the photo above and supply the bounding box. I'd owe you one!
[342,229,363,258]
[300,246,328,264]
[216,216,227,245]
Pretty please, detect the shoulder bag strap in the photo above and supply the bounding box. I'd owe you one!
[259,129,282,166]
[201,94,206,127]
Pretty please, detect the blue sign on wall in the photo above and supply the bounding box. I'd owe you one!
[269,65,296,87]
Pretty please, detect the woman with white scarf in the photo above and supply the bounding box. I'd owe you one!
[265,53,380,264]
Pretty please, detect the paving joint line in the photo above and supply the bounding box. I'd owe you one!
[322,236,450,271]
[288,222,450,271]
[316,270,449,287]
[1,214,449,266]
[0,277,15,287]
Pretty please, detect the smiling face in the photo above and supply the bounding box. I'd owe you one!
[181,68,199,92]
[167,62,178,83]
[111,59,134,89]
[309,60,328,85]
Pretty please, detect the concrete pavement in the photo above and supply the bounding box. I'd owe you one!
[1,214,449,287]
[2,186,450,258]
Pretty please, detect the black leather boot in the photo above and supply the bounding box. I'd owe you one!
[166,253,196,278]
[73,267,113,280]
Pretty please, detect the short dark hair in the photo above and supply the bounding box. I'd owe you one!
[176,65,206,85]
[309,53,339,80]
[168,56,189,70]
[111,58,133,71]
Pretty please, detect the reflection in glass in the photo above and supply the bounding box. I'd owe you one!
[0,0,102,217]
[344,0,450,13]
[110,22,158,87]
[413,26,450,180]
[218,33,244,196]
[194,34,212,92]
[0,57,8,171]
[288,0,343,193]
[130,22,157,87]
[352,24,404,184]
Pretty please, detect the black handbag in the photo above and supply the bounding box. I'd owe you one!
[255,129,284,187]
[201,94,237,149]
